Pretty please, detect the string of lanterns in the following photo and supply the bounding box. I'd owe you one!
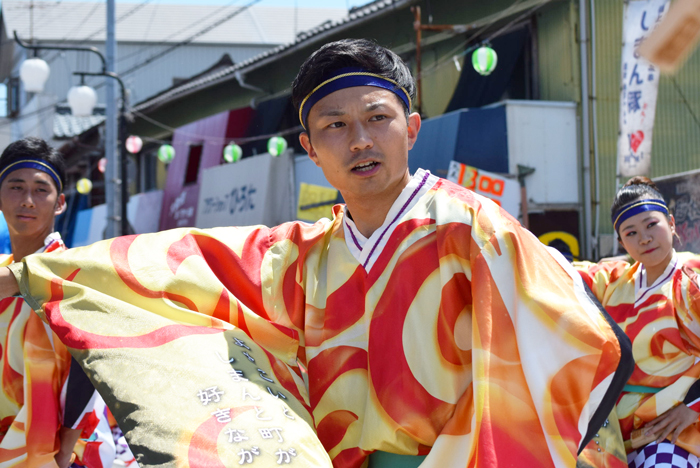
[71,44,495,197]
[76,135,289,194]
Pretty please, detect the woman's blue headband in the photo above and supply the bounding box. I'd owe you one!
[299,67,412,130]
[612,198,668,232]
[0,159,63,192]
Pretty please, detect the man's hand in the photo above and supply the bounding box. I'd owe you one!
[55,426,81,468]
[642,403,700,444]
[54,449,75,468]
[0,267,19,299]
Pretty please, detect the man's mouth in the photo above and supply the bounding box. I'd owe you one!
[352,161,379,172]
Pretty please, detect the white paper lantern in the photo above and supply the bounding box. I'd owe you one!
[67,85,98,117]
[126,136,143,154]
[19,58,50,93]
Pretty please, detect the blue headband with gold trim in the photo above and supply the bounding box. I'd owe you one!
[612,198,668,232]
[0,159,63,192]
[299,67,412,130]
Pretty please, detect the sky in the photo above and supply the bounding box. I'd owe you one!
[0,0,370,9]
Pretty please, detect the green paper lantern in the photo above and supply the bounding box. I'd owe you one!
[76,178,93,195]
[267,136,288,157]
[223,143,242,163]
[472,45,498,76]
[157,144,175,164]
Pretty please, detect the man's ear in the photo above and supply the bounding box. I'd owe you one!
[406,112,421,151]
[54,193,66,216]
[299,132,320,167]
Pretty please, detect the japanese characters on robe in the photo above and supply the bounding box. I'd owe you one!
[10,170,633,468]
[575,251,700,455]
[0,234,101,467]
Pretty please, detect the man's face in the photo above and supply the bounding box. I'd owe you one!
[299,86,420,203]
[0,168,65,240]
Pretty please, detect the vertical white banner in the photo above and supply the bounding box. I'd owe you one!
[617,0,669,177]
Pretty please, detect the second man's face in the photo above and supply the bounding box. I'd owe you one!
[0,168,65,240]
[300,86,420,204]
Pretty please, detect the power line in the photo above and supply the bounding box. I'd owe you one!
[42,0,155,66]
[115,0,261,80]
[131,109,301,146]
[115,0,241,65]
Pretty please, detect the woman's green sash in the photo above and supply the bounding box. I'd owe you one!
[623,384,663,394]
[367,451,427,467]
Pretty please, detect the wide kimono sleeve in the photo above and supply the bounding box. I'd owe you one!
[673,252,700,411]
[434,184,634,467]
[8,224,334,468]
[572,259,631,305]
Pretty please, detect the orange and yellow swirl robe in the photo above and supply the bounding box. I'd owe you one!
[0,236,83,467]
[576,252,700,455]
[10,170,631,468]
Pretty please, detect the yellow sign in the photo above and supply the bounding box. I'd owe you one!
[297,183,339,222]
[538,231,580,261]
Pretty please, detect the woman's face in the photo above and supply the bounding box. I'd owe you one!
[618,206,675,269]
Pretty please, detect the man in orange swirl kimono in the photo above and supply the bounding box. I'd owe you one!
[0,137,106,467]
[0,40,632,468]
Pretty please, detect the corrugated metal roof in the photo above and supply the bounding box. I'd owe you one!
[133,0,414,112]
[3,1,347,45]
[53,112,105,139]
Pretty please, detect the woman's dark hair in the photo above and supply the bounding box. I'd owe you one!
[291,38,416,123]
[0,137,66,193]
[611,176,667,233]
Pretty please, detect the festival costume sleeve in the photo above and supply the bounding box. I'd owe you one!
[9,225,334,468]
[573,260,631,304]
[434,187,633,467]
[0,296,72,467]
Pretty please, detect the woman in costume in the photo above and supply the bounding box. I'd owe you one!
[576,176,700,468]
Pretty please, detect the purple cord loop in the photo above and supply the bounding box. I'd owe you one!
[637,257,677,305]
[361,171,430,269]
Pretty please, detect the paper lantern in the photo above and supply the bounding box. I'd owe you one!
[157,145,175,164]
[76,178,93,194]
[267,136,287,157]
[19,58,50,93]
[97,157,107,174]
[67,85,98,117]
[223,143,242,163]
[472,45,498,76]
[126,136,143,154]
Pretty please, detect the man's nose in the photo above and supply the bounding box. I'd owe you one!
[21,193,35,208]
[349,124,373,152]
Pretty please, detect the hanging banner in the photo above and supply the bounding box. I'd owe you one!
[447,161,520,218]
[617,0,670,177]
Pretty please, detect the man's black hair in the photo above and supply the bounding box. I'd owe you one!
[0,137,66,193]
[292,38,416,126]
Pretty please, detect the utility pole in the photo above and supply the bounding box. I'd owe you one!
[105,0,121,237]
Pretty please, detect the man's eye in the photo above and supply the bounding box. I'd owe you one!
[370,115,386,121]
[328,121,345,128]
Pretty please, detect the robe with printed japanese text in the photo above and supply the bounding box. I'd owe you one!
[11,170,632,468]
